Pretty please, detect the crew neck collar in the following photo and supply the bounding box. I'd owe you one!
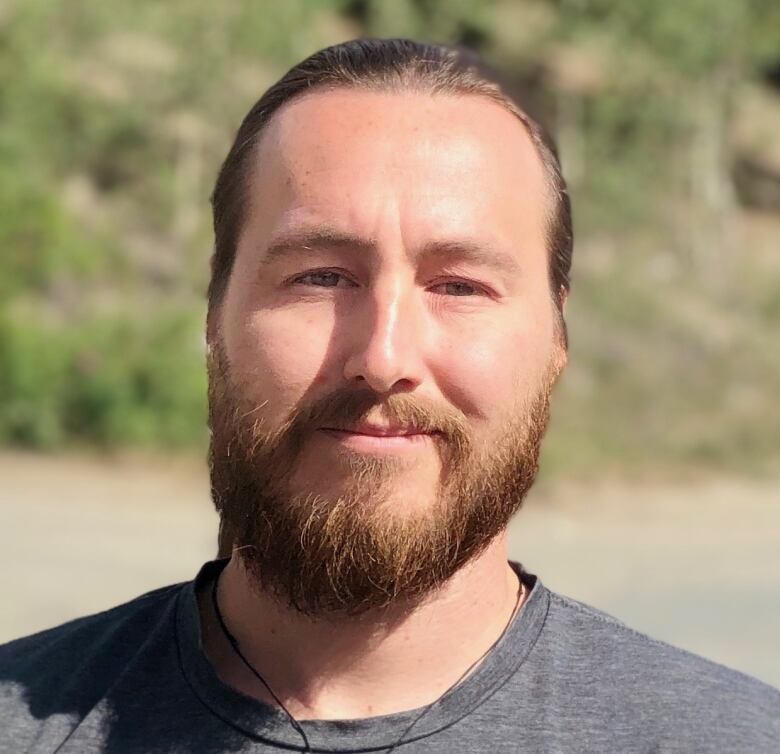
[176,559,550,752]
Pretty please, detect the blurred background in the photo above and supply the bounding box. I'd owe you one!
[1,1,778,685]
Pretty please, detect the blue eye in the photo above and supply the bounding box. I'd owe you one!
[294,271,354,288]
[433,281,483,296]
[426,280,488,298]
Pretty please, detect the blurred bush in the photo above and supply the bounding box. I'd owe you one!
[0,309,205,448]
[1,0,778,475]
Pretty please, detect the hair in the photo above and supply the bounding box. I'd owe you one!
[209,38,572,328]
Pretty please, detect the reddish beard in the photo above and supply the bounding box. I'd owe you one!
[207,340,556,617]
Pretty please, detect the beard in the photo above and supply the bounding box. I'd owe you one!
[207,339,558,618]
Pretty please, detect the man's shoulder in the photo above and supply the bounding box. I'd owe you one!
[0,581,185,700]
[543,588,780,700]
[0,582,189,753]
[536,586,780,747]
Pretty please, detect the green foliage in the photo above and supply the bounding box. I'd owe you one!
[0,309,206,449]
[0,181,108,299]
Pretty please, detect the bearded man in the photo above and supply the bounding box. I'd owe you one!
[1,39,778,754]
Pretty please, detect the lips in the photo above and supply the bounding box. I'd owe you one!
[321,423,431,437]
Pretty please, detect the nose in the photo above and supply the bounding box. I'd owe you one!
[342,275,426,394]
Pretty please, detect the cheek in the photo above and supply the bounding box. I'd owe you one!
[225,308,334,414]
[433,308,555,416]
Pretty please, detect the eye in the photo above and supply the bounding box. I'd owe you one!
[430,280,486,297]
[291,270,356,288]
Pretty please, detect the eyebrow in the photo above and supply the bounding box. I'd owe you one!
[261,228,522,277]
[262,229,374,264]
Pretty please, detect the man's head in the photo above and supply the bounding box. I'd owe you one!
[206,39,573,616]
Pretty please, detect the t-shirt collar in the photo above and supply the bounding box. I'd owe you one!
[176,558,550,751]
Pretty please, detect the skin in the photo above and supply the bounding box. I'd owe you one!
[202,88,568,720]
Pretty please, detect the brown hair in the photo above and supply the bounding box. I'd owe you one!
[209,38,572,324]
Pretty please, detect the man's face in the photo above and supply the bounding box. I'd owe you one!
[208,89,566,614]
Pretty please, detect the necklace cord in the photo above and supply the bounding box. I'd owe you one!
[210,572,524,753]
[383,576,524,753]
[211,576,311,751]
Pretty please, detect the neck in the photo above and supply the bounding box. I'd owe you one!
[198,535,522,720]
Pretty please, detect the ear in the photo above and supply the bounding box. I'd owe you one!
[552,334,568,377]
[557,284,569,316]
[553,285,569,374]
[206,253,219,349]
[206,304,221,353]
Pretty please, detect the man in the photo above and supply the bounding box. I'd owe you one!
[1,38,778,754]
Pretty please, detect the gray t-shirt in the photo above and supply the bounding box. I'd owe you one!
[1,559,778,753]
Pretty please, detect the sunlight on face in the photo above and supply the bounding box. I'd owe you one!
[217,88,563,515]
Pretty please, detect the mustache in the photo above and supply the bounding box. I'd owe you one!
[293,387,467,437]
[206,339,475,470]
[233,385,472,462]
[219,380,471,461]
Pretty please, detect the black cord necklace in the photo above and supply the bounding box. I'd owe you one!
[211,572,524,753]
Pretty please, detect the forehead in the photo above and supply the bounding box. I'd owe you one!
[245,88,549,259]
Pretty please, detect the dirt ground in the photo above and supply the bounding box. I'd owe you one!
[1,451,778,688]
